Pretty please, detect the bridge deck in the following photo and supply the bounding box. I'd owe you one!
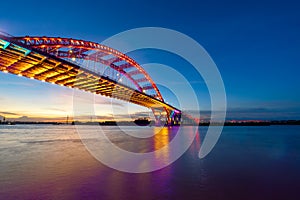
[0,36,180,113]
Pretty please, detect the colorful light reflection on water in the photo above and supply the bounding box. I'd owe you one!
[1,125,300,199]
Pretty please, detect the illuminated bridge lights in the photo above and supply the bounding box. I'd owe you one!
[0,35,181,124]
[12,36,162,99]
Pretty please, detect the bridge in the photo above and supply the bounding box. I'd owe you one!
[0,33,181,126]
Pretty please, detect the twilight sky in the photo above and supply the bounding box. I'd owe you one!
[0,0,300,121]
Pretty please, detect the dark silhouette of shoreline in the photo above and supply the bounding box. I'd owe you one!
[1,120,300,126]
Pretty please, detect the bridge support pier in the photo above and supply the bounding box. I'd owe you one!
[152,109,181,126]
[166,111,181,126]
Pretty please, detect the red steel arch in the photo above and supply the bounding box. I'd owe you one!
[11,36,164,102]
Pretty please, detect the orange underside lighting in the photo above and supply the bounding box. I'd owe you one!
[0,36,180,115]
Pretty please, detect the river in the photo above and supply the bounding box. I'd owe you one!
[0,125,299,199]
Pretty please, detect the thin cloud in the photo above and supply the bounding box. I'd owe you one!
[45,107,68,112]
[73,93,125,107]
[0,111,20,116]
[95,99,125,107]
[184,108,300,120]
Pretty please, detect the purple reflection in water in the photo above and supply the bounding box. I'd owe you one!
[0,125,300,199]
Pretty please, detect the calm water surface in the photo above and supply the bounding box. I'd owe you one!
[0,125,300,199]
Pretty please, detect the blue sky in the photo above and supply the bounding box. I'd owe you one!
[0,0,300,120]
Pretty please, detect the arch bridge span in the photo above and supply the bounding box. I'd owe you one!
[0,34,181,125]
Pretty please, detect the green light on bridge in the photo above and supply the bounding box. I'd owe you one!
[24,49,31,56]
[0,39,10,49]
